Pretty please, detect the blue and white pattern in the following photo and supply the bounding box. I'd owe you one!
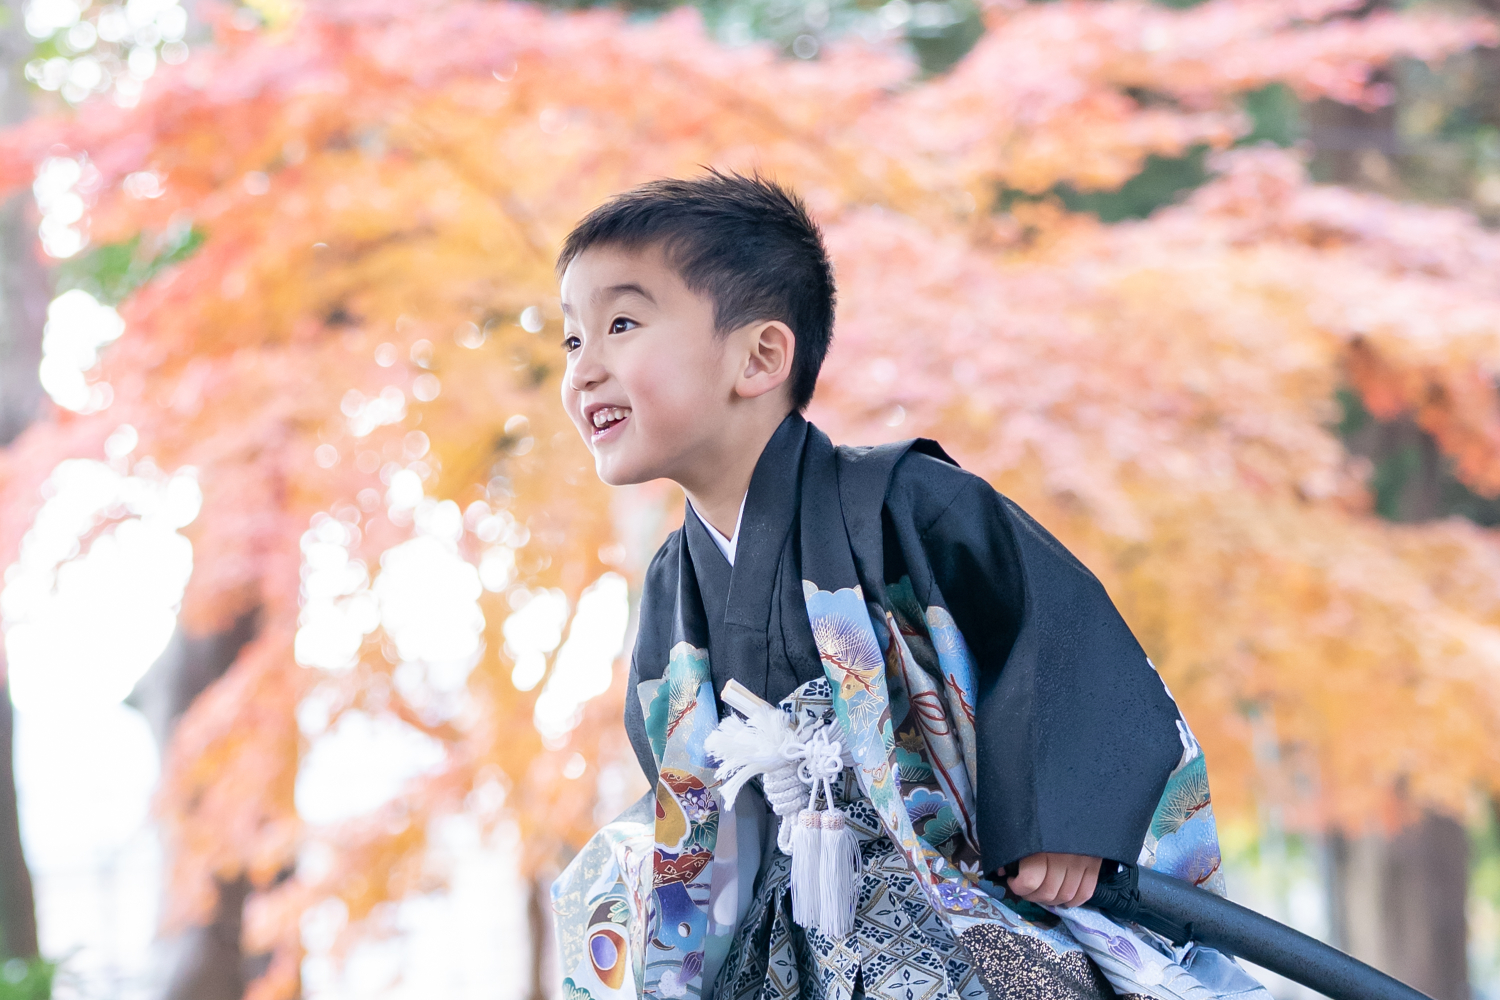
[555,581,1258,1000]
[799,578,1266,1000]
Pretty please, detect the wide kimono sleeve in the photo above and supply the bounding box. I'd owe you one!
[891,458,1184,874]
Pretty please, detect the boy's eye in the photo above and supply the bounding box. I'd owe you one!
[610,317,637,335]
[561,334,581,352]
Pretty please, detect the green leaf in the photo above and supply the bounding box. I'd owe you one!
[0,958,55,1000]
[53,225,206,305]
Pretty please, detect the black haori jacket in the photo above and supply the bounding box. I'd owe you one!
[625,411,1183,874]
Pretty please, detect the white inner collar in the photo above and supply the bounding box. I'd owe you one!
[696,494,746,566]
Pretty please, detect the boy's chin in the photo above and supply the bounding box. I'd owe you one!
[593,454,655,487]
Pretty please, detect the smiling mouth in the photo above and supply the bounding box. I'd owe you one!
[590,406,630,440]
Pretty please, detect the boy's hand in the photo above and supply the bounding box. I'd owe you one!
[1006,852,1101,908]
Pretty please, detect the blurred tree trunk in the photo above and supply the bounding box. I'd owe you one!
[1303,85,1399,190]
[0,662,36,961]
[129,609,265,1000]
[525,869,555,1000]
[131,611,262,748]
[155,875,253,1000]
[527,879,544,1000]
[1329,814,1471,1000]
[0,0,49,964]
[1334,408,1472,998]
[0,31,46,447]
[112,0,271,994]
[1323,0,1478,943]
[1302,1,1400,191]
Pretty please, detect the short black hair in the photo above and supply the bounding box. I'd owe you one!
[556,170,835,411]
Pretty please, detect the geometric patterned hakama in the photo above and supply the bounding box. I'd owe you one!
[712,679,1120,1000]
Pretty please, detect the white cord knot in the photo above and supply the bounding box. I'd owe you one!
[705,680,862,940]
[791,726,846,790]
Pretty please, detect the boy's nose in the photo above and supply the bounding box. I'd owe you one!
[568,345,608,391]
[568,364,605,392]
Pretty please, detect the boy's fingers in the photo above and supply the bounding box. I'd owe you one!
[1008,855,1047,896]
[1068,866,1100,908]
[1060,866,1095,908]
[1054,865,1085,907]
[1010,854,1106,906]
[1028,863,1068,904]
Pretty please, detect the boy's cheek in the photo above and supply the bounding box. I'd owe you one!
[559,392,590,443]
[566,410,590,444]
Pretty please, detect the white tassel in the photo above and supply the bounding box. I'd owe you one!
[817,807,861,938]
[790,807,823,929]
[707,681,865,937]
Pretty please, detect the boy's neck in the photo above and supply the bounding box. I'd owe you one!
[678,406,793,538]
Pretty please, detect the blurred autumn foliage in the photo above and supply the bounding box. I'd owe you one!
[2,0,1500,995]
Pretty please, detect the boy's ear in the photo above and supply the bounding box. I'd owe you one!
[735,320,796,401]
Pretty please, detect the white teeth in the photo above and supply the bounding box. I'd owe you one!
[592,407,629,429]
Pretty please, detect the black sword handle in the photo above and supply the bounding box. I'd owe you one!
[1081,862,1434,1000]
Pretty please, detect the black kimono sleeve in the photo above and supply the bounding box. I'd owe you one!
[624,531,682,790]
[886,454,1183,874]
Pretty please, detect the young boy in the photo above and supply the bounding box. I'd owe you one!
[549,174,1260,1000]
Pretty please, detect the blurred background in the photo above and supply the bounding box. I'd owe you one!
[1,0,1500,998]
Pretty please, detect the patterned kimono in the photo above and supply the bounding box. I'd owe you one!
[553,413,1267,1000]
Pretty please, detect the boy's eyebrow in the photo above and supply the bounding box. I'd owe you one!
[594,283,656,306]
[560,283,657,318]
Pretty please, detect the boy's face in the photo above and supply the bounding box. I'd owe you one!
[559,244,743,487]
